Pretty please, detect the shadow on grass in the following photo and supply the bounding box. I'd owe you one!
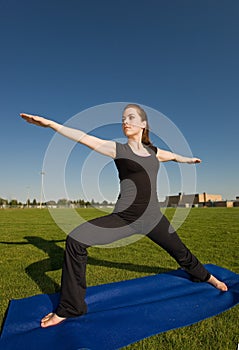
[87,257,172,275]
[0,237,173,295]
[24,236,65,294]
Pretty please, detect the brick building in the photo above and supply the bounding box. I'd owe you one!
[162,192,222,207]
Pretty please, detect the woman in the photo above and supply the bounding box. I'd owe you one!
[20,104,228,328]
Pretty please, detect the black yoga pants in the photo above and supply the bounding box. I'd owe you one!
[56,212,211,318]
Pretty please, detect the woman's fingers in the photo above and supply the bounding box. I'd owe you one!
[20,113,34,118]
[20,113,50,127]
[192,158,201,164]
[20,113,38,123]
[20,113,32,121]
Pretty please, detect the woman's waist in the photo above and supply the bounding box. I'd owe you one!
[114,196,159,212]
[113,200,160,223]
[117,192,158,203]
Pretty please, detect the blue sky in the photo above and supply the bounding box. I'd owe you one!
[0,0,238,203]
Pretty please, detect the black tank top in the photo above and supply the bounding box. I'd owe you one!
[113,142,160,222]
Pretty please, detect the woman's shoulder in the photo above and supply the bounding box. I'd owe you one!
[115,141,127,151]
[113,141,131,159]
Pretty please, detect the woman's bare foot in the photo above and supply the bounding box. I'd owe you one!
[41,312,66,328]
[207,275,228,291]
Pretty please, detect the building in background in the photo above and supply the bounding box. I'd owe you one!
[160,192,239,208]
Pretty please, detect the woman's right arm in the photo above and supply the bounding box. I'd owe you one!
[20,113,116,158]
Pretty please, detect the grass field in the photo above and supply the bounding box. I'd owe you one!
[0,207,238,349]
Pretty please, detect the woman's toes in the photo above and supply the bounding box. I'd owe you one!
[207,275,228,292]
[41,313,66,328]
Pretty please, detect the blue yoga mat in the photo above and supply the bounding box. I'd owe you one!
[1,264,239,350]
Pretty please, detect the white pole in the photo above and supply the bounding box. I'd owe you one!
[26,186,30,208]
[40,171,45,209]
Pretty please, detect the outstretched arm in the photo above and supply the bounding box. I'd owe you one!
[156,148,201,164]
[20,113,116,158]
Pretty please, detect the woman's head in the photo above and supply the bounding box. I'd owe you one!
[122,104,151,145]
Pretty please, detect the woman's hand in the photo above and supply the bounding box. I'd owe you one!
[20,113,52,128]
[190,158,201,164]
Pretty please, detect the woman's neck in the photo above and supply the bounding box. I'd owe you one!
[127,138,144,150]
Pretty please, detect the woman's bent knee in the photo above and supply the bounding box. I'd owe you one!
[66,235,88,257]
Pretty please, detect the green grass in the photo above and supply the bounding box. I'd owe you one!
[0,207,238,349]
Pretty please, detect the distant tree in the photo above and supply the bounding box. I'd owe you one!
[32,199,37,206]
[46,200,57,206]
[76,199,85,207]
[9,199,18,207]
[0,198,8,206]
[57,198,70,207]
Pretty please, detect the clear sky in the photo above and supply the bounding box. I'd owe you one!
[0,0,238,203]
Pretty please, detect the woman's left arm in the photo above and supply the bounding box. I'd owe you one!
[156,148,201,164]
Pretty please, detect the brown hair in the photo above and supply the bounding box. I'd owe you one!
[123,103,152,146]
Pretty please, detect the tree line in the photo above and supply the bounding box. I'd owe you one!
[0,197,114,208]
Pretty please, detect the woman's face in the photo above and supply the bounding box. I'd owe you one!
[122,108,146,137]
